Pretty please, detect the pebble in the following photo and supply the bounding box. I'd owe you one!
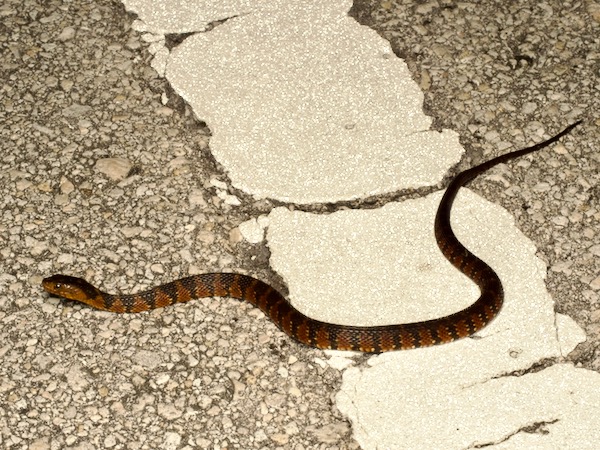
[238,217,266,243]
[95,157,133,181]
[188,188,207,207]
[61,103,92,118]
[163,432,182,450]
[158,403,183,420]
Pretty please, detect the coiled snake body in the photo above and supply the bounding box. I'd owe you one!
[42,122,580,353]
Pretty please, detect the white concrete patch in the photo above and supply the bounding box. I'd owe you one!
[556,313,588,356]
[266,193,591,449]
[126,0,464,203]
[337,363,600,449]
[123,0,257,34]
[267,191,585,367]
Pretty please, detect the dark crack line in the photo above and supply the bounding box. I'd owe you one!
[469,419,559,448]
[164,13,250,50]
[490,357,560,380]
[457,357,560,391]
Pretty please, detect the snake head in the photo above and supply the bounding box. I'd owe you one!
[42,274,101,304]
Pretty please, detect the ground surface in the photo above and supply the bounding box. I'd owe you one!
[0,0,598,449]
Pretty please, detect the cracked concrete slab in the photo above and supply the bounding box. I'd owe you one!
[337,363,600,449]
[265,192,584,366]
[245,184,593,449]
[118,0,597,448]
[128,0,464,203]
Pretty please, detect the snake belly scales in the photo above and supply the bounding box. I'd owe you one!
[42,122,581,353]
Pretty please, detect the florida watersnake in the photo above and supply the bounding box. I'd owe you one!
[42,121,581,352]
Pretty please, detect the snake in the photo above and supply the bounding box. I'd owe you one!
[42,121,581,353]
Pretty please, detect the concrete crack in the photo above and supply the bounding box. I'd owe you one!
[468,419,559,448]
[164,13,250,50]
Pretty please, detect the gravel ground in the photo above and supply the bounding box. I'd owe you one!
[0,0,598,449]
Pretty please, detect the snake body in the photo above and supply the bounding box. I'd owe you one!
[42,122,580,353]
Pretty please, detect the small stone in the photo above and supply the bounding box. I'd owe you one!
[229,226,243,244]
[188,189,207,207]
[16,180,32,191]
[95,157,132,181]
[66,365,90,392]
[532,182,551,193]
[25,237,48,256]
[415,2,437,14]
[197,230,215,244]
[104,435,117,448]
[552,215,568,227]
[28,438,50,450]
[254,430,268,442]
[45,76,58,87]
[266,393,285,408]
[312,423,349,444]
[522,101,538,114]
[209,178,227,190]
[53,194,69,205]
[150,263,164,274]
[187,354,199,367]
[126,36,141,50]
[36,181,52,192]
[62,104,92,118]
[57,26,76,41]
[590,275,600,290]
[60,79,74,91]
[60,177,74,194]
[270,433,289,445]
[222,416,233,429]
[32,123,53,135]
[155,373,170,385]
[121,226,142,238]
[288,385,302,397]
[156,106,173,116]
[157,403,183,420]
[238,218,265,243]
[222,193,241,206]
[284,421,300,435]
[132,350,162,369]
[168,156,190,170]
[163,432,182,450]
[587,2,600,23]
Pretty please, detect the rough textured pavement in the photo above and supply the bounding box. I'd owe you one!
[1,0,599,449]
